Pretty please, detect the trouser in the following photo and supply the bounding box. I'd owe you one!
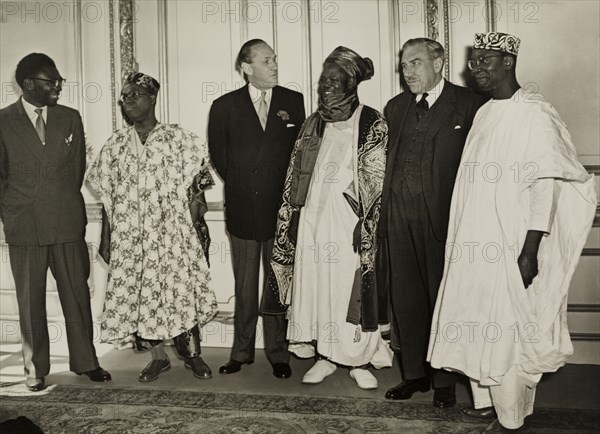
[229,235,289,365]
[9,241,99,378]
[387,184,455,388]
[470,365,540,429]
[135,325,202,358]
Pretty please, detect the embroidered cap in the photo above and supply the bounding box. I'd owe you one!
[124,72,160,95]
[474,32,520,56]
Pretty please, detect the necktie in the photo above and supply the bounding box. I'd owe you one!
[258,90,268,130]
[416,93,429,122]
[35,108,46,144]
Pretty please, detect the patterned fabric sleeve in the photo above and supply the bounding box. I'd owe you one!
[86,132,122,221]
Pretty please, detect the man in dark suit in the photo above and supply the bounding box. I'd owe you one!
[0,53,111,391]
[378,38,485,407]
[208,39,305,379]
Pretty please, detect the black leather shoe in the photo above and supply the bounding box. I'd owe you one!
[218,359,254,374]
[139,357,171,382]
[25,377,45,392]
[78,367,112,382]
[461,406,497,420]
[185,357,212,379]
[433,385,456,408]
[385,377,430,400]
[272,362,292,379]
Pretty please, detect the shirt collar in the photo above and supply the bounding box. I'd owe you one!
[417,78,445,108]
[21,97,47,121]
[248,83,272,105]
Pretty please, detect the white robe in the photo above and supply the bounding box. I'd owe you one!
[287,106,392,368]
[427,89,596,386]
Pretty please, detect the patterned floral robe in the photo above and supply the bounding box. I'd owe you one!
[87,123,218,343]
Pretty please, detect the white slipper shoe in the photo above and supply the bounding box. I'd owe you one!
[349,368,378,390]
[302,360,337,384]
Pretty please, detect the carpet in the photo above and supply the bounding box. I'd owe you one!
[1,384,598,433]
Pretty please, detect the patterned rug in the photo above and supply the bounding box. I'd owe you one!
[1,384,598,433]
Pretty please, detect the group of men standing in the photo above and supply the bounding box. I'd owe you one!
[0,32,596,433]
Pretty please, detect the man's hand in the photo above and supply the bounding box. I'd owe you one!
[352,220,362,253]
[518,230,544,288]
[517,250,538,288]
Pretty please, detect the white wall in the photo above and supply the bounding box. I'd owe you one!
[1,0,598,360]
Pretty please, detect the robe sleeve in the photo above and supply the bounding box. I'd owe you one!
[86,135,118,220]
[527,178,561,234]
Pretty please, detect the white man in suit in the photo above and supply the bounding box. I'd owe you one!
[378,38,485,407]
[0,53,111,391]
[208,39,305,378]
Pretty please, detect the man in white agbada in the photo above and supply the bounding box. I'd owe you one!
[427,33,597,431]
[267,47,392,390]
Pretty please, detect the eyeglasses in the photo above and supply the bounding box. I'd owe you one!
[29,77,66,88]
[119,90,151,103]
[467,54,504,70]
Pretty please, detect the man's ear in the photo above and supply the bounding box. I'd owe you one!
[433,57,443,73]
[22,79,35,91]
[504,56,515,70]
[241,62,253,77]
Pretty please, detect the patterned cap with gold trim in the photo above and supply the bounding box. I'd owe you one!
[474,32,520,56]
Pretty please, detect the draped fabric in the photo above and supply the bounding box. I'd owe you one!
[427,90,596,385]
[87,123,218,343]
[266,106,388,331]
[187,169,215,266]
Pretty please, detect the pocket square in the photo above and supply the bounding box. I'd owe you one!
[454,125,462,129]
[286,123,296,128]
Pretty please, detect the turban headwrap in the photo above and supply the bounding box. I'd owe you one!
[474,32,520,56]
[124,72,160,95]
[288,47,375,209]
[324,46,375,88]
[318,46,374,123]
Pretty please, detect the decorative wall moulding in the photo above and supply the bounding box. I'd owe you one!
[119,0,137,81]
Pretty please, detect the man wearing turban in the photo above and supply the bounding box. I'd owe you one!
[427,33,596,430]
[266,47,392,390]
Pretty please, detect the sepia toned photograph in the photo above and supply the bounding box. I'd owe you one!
[1,1,598,433]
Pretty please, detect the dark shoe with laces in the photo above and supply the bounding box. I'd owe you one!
[139,357,171,382]
[461,406,497,420]
[433,385,456,408]
[185,356,212,379]
[25,377,45,392]
[218,359,253,375]
[78,367,112,382]
[272,362,292,379]
[385,377,431,400]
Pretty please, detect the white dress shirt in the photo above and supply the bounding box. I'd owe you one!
[22,97,47,126]
[418,78,445,108]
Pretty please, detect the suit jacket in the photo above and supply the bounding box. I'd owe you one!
[0,99,87,245]
[379,81,486,241]
[208,85,305,241]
